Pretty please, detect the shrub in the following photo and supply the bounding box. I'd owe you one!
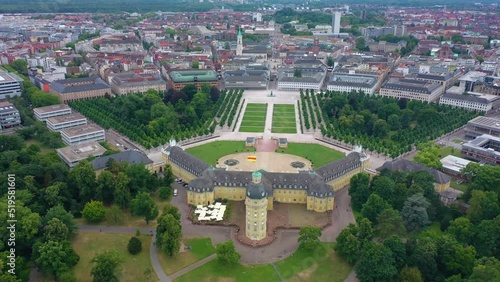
[128,236,142,255]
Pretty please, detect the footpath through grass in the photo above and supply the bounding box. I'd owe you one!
[174,243,351,282]
[158,237,215,275]
[186,141,256,165]
[72,233,156,282]
[276,143,344,167]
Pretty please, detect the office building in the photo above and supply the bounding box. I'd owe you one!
[439,92,500,112]
[56,142,106,167]
[60,123,106,146]
[50,76,111,103]
[461,134,500,166]
[167,70,218,91]
[46,113,88,132]
[379,78,443,102]
[0,71,23,100]
[111,73,167,95]
[0,101,21,129]
[465,116,500,139]
[327,73,378,94]
[332,12,341,34]
[33,104,72,122]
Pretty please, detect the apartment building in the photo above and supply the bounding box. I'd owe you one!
[379,78,443,102]
[60,123,105,146]
[33,104,72,121]
[0,101,21,129]
[46,112,88,132]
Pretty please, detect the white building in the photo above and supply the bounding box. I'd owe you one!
[439,92,500,112]
[379,78,443,102]
[33,104,72,122]
[327,73,378,94]
[60,123,105,146]
[0,101,21,129]
[332,12,341,34]
[278,75,324,91]
[0,71,23,100]
[46,113,88,132]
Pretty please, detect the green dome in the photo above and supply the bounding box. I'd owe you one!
[252,171,262,178]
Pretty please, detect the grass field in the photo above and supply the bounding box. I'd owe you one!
[239,103,267,133]
[158,238,215,274]
[186,141,256,165]
[276,143,344,167]
[72,233,156,282]
[174,243,351,282]
[272,104,296,134]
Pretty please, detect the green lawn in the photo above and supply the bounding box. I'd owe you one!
[450,179,468,192]
[239,103,268,132]
[174,243,351,282]
[276,243,351,282]
[186,141,256,165]
[240,121,266,127]
[72,233,156,282]
[158,238,215,274]
[271,128,298,134]
[272,104,296,134]
[438,146,461,158]
[276,143,344,167]
[239,126,265,132]
[416,222,443,239]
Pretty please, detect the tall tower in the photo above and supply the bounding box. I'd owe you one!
[245,171,268,241]
[332,12,341,34]
[236,28,243,56]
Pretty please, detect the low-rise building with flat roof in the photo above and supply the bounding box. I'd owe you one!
[439,92,500,112]
[465,116,500,139]
[0,101,21,129]
[0,71,23,100]
[47,112,88,132]
[33,104,72,121]
[327,73,378,94]
[56,142,106,167]
[50,76,111,103]
[461,134,500,165]
[167,69,218,91]
[60,123,106,146]
[379,78,443,102]
[440,155,473,177]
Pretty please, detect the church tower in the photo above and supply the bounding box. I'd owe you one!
[236,28,243,56]
[245,171,267,241]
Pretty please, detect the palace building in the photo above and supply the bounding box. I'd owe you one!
[161,140,370,241]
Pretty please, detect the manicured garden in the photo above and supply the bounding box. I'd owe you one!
[239,103,268,132]
[158,237,215,274]
[174,243,351,282]
[72,233,155,282]
[272,104,297,134]
[276,143,345,168]
[186,141,256,165]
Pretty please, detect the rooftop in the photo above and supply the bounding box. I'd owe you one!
[33,104,71,114]
[46,112,86,124]
[0,102,18,113]
[377,159,451,184]
[56,142,106,164]
[381,78,442,94]
[51,76,111,94]
[169,69,217,83]
[467,116,500,130]
[60,123,105,137]
[440,155,473,173]
[91,150,153,171]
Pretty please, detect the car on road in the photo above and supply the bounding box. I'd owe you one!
[173,189,178,196]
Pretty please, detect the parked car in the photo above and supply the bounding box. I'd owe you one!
[173,189,178,196]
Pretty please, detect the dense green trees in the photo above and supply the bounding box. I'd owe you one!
[298,226,322,249]
[90,251,122,282]
[70,86,231,148]
[82,201,106,222]
[131,192,159,224]
[334,224,361,263]
[127,237,142,255]
[216,241,241,267]
[320,91,479,158]
[355,242,398,282]
[414,142,443,169]
[156,213,182,256]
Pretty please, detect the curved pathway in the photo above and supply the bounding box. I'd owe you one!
[78,225,170,282]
